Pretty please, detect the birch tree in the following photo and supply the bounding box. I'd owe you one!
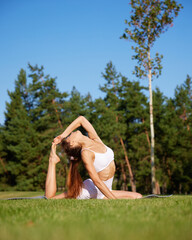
[121,0,183,193]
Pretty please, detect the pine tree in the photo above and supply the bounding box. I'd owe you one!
[121,0,183,193]
[27,64,68,190]
[151,87,168,194]
[172,76,192,193]
[97,62,149,192]
[155,77,192,194]
[0,125,8,189]
[2,65,68,190]
[2,69,39,190]
[118,74,150,193]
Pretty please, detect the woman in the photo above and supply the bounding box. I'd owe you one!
[45,116,142,199]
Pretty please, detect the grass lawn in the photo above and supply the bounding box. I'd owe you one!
[0,192,191,240]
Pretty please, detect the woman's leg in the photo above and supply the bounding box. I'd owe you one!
[45,143,61,199]
[103,190,142,199]
[77,179,97,199]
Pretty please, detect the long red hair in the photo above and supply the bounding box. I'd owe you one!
[62,140,83,199]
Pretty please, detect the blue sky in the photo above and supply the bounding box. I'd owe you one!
[0,0,191,124]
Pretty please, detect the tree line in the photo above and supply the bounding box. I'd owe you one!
[0,62,191,194]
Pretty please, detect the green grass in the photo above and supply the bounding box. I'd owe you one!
[0,192,191,240]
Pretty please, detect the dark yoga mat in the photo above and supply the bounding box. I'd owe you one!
[141,194,173,199]
[2,195,48,200]
[1,194,173,200]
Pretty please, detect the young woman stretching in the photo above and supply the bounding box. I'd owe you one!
[45,116,142,200]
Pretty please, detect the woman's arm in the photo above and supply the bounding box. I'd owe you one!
[54,116,102,144]
[81,151,117,199]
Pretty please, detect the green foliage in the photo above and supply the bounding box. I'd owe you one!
[0,63,191,194]
[151,79,192,193]
[121,0,183,79]
[1,65,68,191]
[95,62,152,192]
[120,0,183,194]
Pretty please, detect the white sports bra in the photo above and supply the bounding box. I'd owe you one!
[81,145,114,173]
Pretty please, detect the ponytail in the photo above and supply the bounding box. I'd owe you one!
[62,139,83,199]
[66,158,83,199]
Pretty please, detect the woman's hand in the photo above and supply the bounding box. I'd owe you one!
[53,135,62,145]
[53,115,101,144]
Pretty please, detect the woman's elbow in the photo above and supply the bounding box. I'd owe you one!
[78,115,87,125]
[78,115,85,121]
[92,179,102,188]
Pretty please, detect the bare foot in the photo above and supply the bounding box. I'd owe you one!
[49,143,60,164]
[53,135,62,145]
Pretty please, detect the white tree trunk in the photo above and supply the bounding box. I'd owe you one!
[148,50,156,194]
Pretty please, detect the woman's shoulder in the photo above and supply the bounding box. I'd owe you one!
[81,148,95,166]
[81,148,95,157]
